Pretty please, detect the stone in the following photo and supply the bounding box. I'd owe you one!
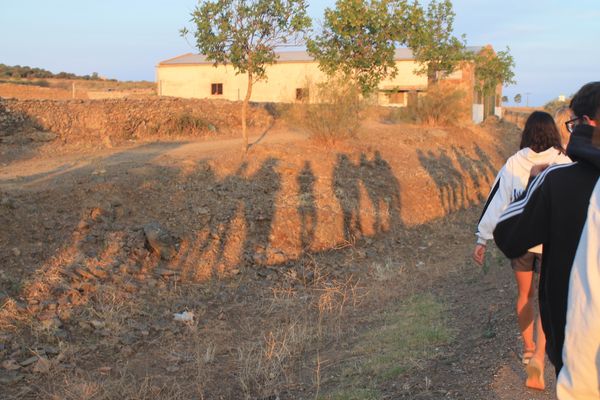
[11,248,20,257]
[28,131,57,142]
[20,356,39,367]
[89,320,105,329]
[143,222,178,260]
[1,359,21,371]
[44,347,60,356]
[154,268,178,277]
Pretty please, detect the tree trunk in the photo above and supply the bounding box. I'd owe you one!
[427,66,437,86]
[241,71,253,152]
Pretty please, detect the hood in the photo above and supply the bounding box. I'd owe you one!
[567,124,600,170]
[513,146,566,170]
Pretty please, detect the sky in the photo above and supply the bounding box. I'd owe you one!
[1,0,598,106]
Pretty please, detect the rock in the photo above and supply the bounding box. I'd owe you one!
[154,268,179,278]
[1,359,21,371]
[98,366,112,374]
[89,320,105,329]
[76,220,90,230]
[0,196,16,209]
[11,248,20,257]
[143,222,178,260]
[20,356,39,367]
[166,365,180,372]
[28,131,57,142]
[44,347,59,356]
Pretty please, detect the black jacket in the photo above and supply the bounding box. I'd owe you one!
[493,124,600,373]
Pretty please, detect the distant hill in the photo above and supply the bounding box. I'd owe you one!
[0,64,111,81]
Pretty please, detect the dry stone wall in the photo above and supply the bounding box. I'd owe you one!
[0,97,273,145]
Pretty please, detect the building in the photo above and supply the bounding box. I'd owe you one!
[156,46,501,123]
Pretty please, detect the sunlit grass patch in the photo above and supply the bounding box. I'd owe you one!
[326,293,454,397]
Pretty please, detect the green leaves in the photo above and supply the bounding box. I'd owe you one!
[307,0,412,96]
[186,0,311,80]
[407,0,466,82]
[473,46,516,97]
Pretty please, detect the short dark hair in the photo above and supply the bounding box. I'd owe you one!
[570,81,600,120]
[520,111,562,152]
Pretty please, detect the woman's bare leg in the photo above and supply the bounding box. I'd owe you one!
[527,272,546,390]
[514,270,536,354]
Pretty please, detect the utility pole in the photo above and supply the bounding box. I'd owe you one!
[525,92,531,108]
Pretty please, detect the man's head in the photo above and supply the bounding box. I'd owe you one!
[570,82,600,126]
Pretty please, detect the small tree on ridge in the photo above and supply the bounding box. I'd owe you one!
[183,0,311,151]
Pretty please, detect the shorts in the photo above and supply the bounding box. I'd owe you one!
[511,252,541,273]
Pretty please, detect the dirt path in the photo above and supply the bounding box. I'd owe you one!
[0,125,305,190]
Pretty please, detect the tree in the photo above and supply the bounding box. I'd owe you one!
[473,46,515,100]
[514,93,522,104]
[183,0,311,151]
[501,95,508,103]
[307,0,413,96]
[407,0,466,84]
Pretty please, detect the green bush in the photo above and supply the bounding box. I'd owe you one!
[173,113,208,134]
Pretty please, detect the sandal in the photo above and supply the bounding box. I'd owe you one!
[525,357,545,390]
[521,349,535,365]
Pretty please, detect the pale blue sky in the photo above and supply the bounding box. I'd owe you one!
[1,1,598,106]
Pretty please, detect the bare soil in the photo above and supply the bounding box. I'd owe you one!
[0,115,557,399]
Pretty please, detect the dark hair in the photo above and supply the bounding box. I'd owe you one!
[570,81,600,120]
[520,111,562,152]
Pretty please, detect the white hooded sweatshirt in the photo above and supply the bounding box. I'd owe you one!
[477,147,572,251]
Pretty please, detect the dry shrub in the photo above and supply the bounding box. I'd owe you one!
[290,77,363,143]
[388,84,466,126]
[237,321,314,399]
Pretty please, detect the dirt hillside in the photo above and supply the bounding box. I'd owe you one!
[0,107,558,399]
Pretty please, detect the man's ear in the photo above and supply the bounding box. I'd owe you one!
[583,115,597,126]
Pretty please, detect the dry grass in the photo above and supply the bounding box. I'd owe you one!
[287,77,364,143]
[386,84,467,126]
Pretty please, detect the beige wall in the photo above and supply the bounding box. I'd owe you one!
[156,60,427,105]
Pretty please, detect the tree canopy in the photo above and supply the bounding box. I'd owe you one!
[473,46,516,97]
[307,0,414,96]
[406,0,466,83]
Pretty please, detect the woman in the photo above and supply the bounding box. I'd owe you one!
[472,111,571,390]
[554,105,573,150]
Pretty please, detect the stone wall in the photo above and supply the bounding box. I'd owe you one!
[0,97,273,145]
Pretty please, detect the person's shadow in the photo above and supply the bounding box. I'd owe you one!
[333,154,362,242]
[297,161,317,253]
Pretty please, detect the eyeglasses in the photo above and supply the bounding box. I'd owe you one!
[565,117,583,134]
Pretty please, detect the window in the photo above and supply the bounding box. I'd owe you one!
[388,91,406,105]
[211,83,223,95]
[296,88,309,101]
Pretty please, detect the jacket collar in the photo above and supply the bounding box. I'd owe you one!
[566,124,600,170]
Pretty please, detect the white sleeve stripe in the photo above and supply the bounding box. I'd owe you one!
[498,162,576,223]
[503,162,575,214]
